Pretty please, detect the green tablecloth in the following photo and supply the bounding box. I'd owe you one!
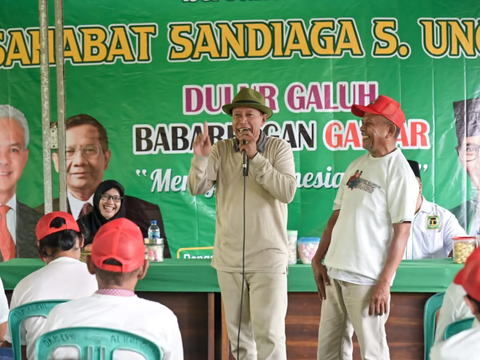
[0,258,462,293]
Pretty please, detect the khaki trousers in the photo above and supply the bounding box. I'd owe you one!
[217,270,288,360]
[317,278,390,360]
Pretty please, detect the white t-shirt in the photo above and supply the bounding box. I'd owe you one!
[0,277,8,323]
[4,257,97,360]
[41,294,184,360]
[404,197,466,259]
[434,283,478,344]
[325,148,418,281]
[430,325,480,360]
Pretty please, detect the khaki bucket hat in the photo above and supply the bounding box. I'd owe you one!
[222,88,273,118]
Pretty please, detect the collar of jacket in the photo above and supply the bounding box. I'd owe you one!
[233,131,267,153]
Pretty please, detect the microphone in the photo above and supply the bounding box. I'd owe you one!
[242,150,248,177]
[238,128,250,177]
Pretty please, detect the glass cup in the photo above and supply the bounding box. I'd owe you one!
[144,238,165,262]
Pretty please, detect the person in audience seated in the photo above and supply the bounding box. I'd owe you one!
[434,250,480,344]
[40,218,183,360]
[430,248,480,359]
[0,277,8,343]
[404,160,466,259]
[77,180,125,246]
[4,212,97,360]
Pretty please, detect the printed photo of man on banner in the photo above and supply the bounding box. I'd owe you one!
[0,105,42,262]
[451,98,480,235]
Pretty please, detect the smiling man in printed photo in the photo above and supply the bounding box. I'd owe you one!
[0,105,42,262]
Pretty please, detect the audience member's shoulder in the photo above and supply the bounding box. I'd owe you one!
[16,259,85,290]
[14,263,49,290]
[136,297,177,319]
[445,281,466,297]
[49,295,94,314]
[45,299,78,320]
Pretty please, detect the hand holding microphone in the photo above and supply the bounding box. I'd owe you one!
[237,128,257,160]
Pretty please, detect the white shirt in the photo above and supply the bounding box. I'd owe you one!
[41,294,184,360]
[4,257,98,360]
[0,194,17,244]
[68,191,93,220]
[0,277,8,323]
[325,148,418,282]
[405,197,466,259]
[434,283,475,344]
[430,325,480,360]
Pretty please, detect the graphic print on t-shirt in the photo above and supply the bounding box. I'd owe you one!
[346,169,381,194]
[346,170,363,189]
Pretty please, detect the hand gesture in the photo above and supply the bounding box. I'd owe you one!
[312,261,330,300]
[238,129,257,159]
[193,121,212,157]
[369,282,390,316]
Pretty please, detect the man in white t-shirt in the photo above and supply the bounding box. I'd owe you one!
[430,248,480,359]
[4,211,98,360]
[40,218,183,360]
[0,277,8,343]
[404,160,466,259]
[312,95,418,360]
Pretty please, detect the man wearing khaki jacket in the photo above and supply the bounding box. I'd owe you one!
[187,88,296,360]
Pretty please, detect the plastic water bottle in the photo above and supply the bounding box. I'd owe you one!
[148,220,160,240]
[145,220,164,262]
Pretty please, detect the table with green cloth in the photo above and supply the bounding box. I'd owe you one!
[0,258,463,360]
[0,258,462,291]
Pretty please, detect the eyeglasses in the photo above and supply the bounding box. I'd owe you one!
[456,143,480,162]
[100,194,123,202]
[66,145,100,159]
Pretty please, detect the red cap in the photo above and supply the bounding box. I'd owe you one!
[36,211,80,241]
[454,248,480,301]
[351,95,406,128]
[91,218,145,273]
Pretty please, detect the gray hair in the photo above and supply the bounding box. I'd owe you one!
[0,105,30,148]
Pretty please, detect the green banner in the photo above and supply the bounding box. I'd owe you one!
[0,0,479,257]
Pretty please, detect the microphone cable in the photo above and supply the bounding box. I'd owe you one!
[236,148,248,360]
